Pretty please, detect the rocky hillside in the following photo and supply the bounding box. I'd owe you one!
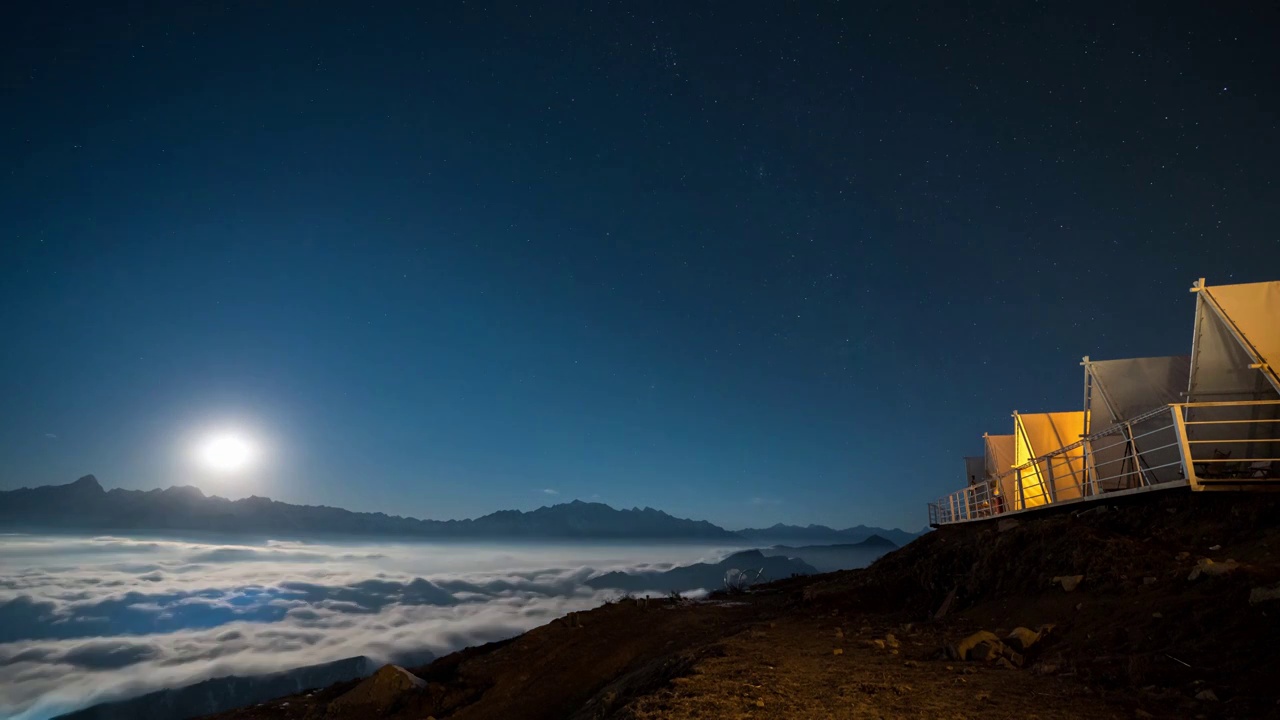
[197,487,1280,719]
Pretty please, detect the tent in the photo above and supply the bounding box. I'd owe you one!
[1185,279,1280,482]
[1083,356,1190,490]
[1012,411,1088,509]
[963,456,986,487]
[984,434,1017,505]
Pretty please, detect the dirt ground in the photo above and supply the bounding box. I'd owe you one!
[205,488,1280,720]
[620,612,1131,720]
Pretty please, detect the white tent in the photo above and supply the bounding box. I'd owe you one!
[984,433,1017,507]
[1012,411,1088,509]
[1185,279,1280,483]
[1083,356,1190,489]
[1188,279,1280,400]
[963,456,986,487]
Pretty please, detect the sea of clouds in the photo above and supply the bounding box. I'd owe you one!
[0,533,730,719]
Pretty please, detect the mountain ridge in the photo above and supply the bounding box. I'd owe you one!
[0,476,922,543]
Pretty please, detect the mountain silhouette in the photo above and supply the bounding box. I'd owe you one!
[0,476,921,543]
[0,476,734,540]
[583,550,816,593]
[757,535,899,572]
[736,523,922,547]
[54,655,383,720]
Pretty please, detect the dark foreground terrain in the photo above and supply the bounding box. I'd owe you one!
[203,489,1280,719]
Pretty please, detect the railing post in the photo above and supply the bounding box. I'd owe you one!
[1170,404,1199,490]
[1045,458,1057,504]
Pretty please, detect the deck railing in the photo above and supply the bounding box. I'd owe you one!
[929,399,1280,526]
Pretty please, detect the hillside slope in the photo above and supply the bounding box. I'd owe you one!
[203,487,1280,719]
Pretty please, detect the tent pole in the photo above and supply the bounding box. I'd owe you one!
[1081,356,1094,493]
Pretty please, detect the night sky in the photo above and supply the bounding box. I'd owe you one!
[3,2,1278,531]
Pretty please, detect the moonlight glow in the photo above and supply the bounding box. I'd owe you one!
[198,433,256,473]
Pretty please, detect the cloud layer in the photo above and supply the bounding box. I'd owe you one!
[0,534,730,719]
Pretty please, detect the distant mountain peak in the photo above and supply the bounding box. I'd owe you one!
[70,475,103,492]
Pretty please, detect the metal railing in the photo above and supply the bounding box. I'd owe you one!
[929,399,1280,525]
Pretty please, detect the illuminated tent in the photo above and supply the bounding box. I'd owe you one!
[1188,279,1280,400]
[1185,279,1280,482]
[1011,411,1088,509]
[984,433,1017,505]
[963,456,985,486]
[1083,356,1190,490]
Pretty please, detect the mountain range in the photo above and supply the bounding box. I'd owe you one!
[757,536,898,573]
[0,476,923,543]
[54,655,384,720]
[583,549,816,593]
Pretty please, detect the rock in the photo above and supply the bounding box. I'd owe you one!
[971,641,1000,661]
[755,698,765,708]
[996,657,1018,670]
[1143,576,1157,586]
[1195,689,1219,702]
[866,639,886,650]
[832,648,844,655]
[834,628,844,638]
[953,631,1002,660]
[331,664,426,710]
[1053,575,1084,592]
[884,633,901,649]
[998,519,1021,532]
[1208,544,1222,551]
[1005,627,1042,652]
[1187,558,1239,581]
[1249,583,1280,605]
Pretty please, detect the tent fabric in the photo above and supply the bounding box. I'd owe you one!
[1087,356,1190,430]
[1014,411,1088,509]
[1186,281,1280,473]
[964,456,986,487]
[1085,356,1190,489]
[984,434,1015,481]
[984,434,1017,504]
[1202,281,1280,395]
[1189,282,1280,401]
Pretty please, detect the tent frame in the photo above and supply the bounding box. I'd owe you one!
[1081,355,1157,489]
[1189,278,1280,397]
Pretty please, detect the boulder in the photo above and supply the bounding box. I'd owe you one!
[1053,575,1084,592]
[1249,583,1280,605]
[1005,627,1041,652]
[1187,558,1238,581]
[952,631,1002,660]
[331,664,426,711]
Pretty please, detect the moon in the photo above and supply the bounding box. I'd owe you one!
[198,433,256,473]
